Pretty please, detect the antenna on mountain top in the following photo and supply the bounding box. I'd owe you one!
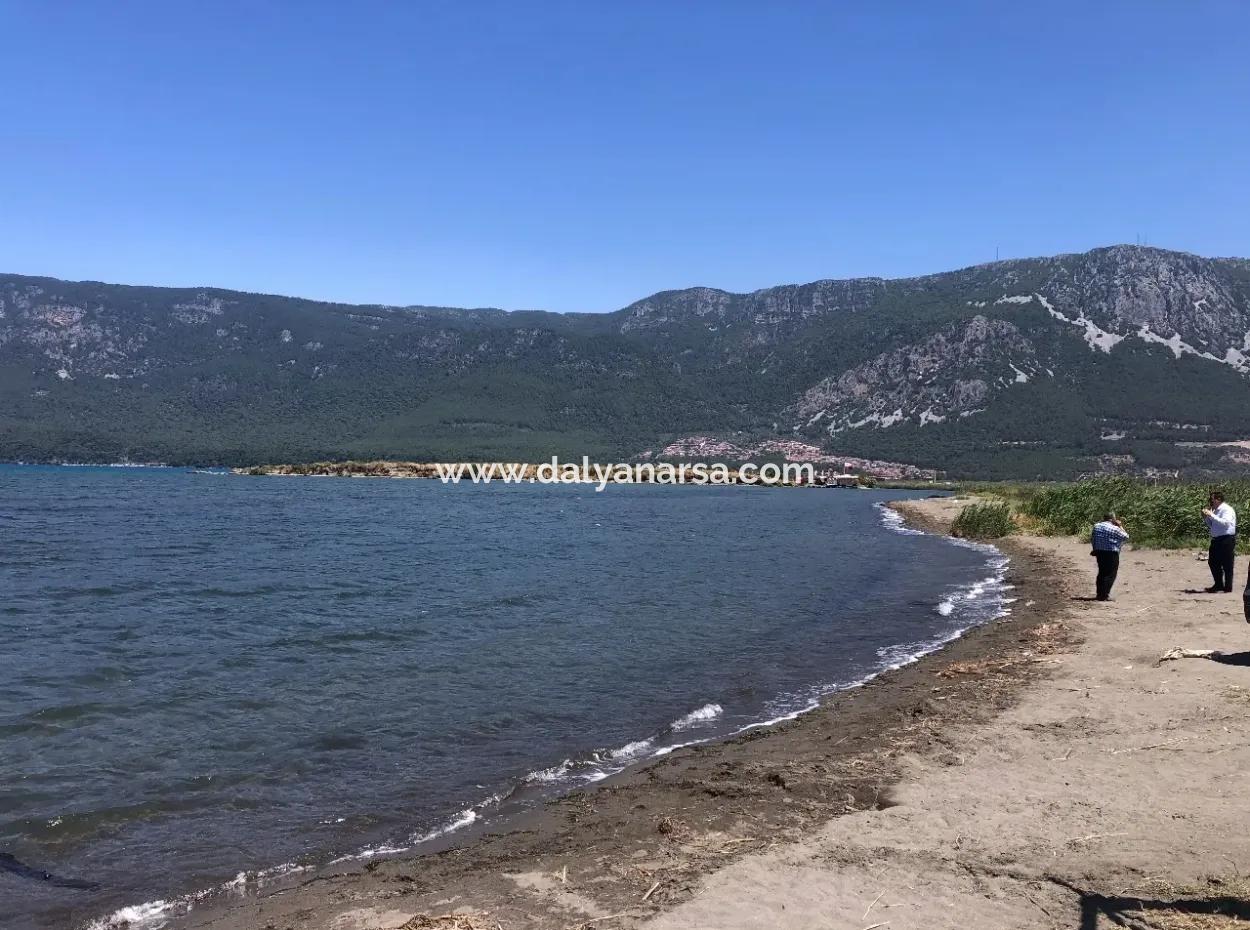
[995,246,999,261]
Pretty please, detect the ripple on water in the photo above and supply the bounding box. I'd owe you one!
[23,702,126,726]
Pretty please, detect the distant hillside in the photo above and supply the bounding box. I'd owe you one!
[4,245,1250,478]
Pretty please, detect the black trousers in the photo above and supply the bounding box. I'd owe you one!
[1209,534,1236,592]
[1094,550,1119,600]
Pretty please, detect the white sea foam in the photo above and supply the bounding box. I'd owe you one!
[874,624,986,673]
[670,702,723,731]
[84,862,313,929]
[652,737,710,757]
[523,761,571,785]
[875,502,925,535]
[613,738,656,759]
[413,806,480,843]
[330,842,410,864]
[328,790,509,866]
[732,700,822,733]
[250,862,310,882]
[86,899,174,929]
[522,734,662,790]
[933,569,1012,621]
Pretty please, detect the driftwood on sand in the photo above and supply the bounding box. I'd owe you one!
[1157,647,1222,663]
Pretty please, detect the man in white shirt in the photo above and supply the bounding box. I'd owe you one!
[1202,490,1237,593]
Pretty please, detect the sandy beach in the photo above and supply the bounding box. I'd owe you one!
[147,496,1250,930]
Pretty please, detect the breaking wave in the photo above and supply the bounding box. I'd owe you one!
[670,702,724,731]
[85,862,312,930]
[875,502,926,535]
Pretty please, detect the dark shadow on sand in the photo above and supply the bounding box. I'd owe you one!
[1061,879,1250,929]
[1209,651,1250,667]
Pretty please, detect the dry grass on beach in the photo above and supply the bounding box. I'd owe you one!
[938,620,1073,679]
[399,915,498,930]
[1128,876,1250,929]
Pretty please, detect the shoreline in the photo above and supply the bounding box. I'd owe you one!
[309,501,1012,868]
[76,496,1066,930]
[235,460,819,490]
[0,461,952,492]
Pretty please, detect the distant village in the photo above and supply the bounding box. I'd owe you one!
[647,436,940,482]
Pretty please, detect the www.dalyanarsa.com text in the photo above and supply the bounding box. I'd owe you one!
[434,457,815,492]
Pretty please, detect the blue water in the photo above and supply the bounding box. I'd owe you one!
[0,466,1007,929]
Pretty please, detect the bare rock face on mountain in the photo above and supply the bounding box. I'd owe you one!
[1034,246,1250,361]
[0,285,153,377]
[617,278,888,342]
[793,316,1039,431]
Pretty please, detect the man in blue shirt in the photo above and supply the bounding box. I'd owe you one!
[1091,512,1130,601]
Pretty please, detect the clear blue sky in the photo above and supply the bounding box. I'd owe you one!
[1,1,1246,312]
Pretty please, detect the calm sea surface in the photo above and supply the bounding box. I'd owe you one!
[0,466,1008,929]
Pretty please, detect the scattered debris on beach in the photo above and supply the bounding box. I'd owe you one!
[1158,646,1220,663]
[399,914,498,930]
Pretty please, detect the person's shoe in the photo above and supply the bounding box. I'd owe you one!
[1096,595,1109,601]
[1204,586,1224,593]
[1224,588,1235,593]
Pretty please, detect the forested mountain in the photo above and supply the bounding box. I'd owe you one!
[4,245,1250,478]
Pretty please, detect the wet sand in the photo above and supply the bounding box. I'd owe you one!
[97,496,1250,929]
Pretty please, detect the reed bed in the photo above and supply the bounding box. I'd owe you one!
[950,501,1015,539]
[967,477,1250,551]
